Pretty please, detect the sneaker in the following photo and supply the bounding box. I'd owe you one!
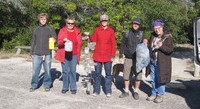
[30,88,36,92]
[146,96,156,101]
[119,92,129,98]
[92,92,99,97]
[154,95,163,103]
[44,88,50,92]
[61,90,68,94]
[106,93,111,97]
[71,90,77,94]
[133,92,139,100]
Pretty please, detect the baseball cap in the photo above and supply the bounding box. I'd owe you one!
[132,18,141,25]
[100,14,108,21]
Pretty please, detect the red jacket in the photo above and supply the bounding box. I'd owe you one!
[90,26,116,62]
[55,26,82,63]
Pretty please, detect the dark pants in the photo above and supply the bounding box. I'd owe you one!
[93,61,112,94]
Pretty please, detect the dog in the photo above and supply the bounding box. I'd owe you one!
[112,63,124,83]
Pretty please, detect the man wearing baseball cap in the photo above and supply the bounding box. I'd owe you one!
[119,18,146,100]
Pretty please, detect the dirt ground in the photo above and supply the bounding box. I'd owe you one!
[0,44,200,109]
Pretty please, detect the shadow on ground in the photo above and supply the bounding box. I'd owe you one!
[113,74,200,109]
[113,75,151,96]
[166,79,200,109]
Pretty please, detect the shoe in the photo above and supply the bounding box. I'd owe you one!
[61,90,68,94]
[133,92,139,100]
[92,92,99,97]
[71,90,77,94]
[44,88,50,92]
[154,95,163,103]
[106,93,111,97]
[146,96,156,101]
[30,88,36,92]
[119,92,129,98]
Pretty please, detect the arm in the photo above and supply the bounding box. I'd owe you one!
[76,28,83,64]
[158,35,174,55]
[89,28,98,42]
[30,29,36,55]
[57,29,65,47]
[50,27,57,40]
[119,33,126,59]
[111,30,116,57]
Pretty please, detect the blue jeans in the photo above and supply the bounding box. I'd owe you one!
[61,55,77,91]
[31,55,52,89]
[94,61,112,94]
[150,61,165,96]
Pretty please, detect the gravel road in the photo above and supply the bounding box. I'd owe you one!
[0,48,200,109]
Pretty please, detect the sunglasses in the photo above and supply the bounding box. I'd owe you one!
[67,23,75,25]
[101,20,108,22]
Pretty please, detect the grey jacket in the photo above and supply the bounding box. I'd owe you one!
[30,24,57,55]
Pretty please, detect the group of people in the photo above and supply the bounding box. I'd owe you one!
[29,13,174,103]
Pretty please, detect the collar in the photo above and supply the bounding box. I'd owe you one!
[100,25,109,30]
[39,24,47,27]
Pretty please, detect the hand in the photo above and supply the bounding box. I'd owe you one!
[158,41,163,48]
[111,56,115,62]
[64,38,68,42]
[84,32,90,36]
[119,58,123,63]
[29,55,33,60]
[143,39,148,46]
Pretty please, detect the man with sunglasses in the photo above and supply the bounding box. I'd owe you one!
[84,14,116,97]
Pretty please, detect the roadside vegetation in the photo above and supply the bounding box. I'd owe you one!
[0,0,199,51]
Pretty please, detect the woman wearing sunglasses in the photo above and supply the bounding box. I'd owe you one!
[55,17,82,94]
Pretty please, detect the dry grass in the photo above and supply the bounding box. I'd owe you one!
[0,51,15,59]
[0,50,30,60]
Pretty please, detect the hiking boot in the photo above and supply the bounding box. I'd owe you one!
[30,88,36,92]
[119,92,129,98]
[133,92,139,100]
[61,90,68,94]
[146,96,156,101]
[154,95,163,103]
[71,90,77,94]
[106,93,111,97]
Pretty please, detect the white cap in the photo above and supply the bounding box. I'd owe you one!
[100,14,108,21]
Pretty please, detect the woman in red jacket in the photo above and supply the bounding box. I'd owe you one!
[85,14,116,97]
[55,17,82,94]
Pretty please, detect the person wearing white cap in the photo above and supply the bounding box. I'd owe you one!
[84,14,116,97]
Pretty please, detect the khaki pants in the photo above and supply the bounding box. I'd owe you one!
[123,58,142,81]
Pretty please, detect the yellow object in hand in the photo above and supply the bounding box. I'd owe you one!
[49,37,55,49]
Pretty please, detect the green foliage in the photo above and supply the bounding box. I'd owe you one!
[65,2,77,13]
[1,0,200,51]
[3,27,33,50]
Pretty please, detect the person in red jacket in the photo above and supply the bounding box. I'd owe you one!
[84,14,116,97]
[55,17,82,94]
